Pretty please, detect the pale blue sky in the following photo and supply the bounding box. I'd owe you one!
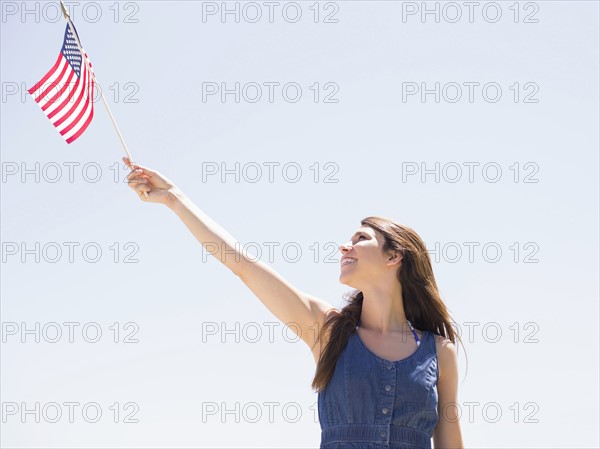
[1,1,599,447]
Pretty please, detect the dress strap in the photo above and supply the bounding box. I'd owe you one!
[407,320,420,346]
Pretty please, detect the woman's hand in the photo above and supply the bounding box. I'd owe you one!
[123,156,180,206]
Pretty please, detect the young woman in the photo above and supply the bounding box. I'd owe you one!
[124,156,465,449]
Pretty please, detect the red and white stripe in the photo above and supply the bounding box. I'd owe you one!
[28,52,95,144]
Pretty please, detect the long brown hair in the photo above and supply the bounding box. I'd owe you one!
[311,216,467,393]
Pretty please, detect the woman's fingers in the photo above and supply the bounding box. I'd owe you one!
[134,182,151,196]
[123,158,159,194]
[128,178,147,192]
[127,169,142,181]
[123,156,138,170]
[123,157,139,174]
[122,157,171,203]
[123,157,157,176]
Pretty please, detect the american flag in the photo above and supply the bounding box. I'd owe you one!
[28,23,95,144]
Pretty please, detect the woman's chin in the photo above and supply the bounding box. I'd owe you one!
[338,274,356,288]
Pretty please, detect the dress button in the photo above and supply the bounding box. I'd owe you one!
[382,407,389,414]
[380,431,386,437]
[386,363,393,369]
[385,385,392,391]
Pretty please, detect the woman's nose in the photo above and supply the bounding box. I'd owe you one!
[339,243,350,254]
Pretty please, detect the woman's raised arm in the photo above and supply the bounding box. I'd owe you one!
[124,157,337,359]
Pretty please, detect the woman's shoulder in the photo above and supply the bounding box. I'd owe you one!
[310,307,342,365]
[432,332,456,349]
[322,307,342,336]
[326,307,342,317]
[431,332,458,379]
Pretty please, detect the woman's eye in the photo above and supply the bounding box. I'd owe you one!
[350,235,365,245]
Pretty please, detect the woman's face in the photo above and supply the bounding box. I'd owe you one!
[338,226,396,288]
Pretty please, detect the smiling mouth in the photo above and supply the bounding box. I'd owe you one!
[341,258,357,267]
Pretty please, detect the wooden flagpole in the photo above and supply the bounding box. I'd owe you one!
[59,0,148,198]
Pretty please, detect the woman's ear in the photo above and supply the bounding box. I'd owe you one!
[387,253,402,263]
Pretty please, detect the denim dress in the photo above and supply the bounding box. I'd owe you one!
[317,320,439,449]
